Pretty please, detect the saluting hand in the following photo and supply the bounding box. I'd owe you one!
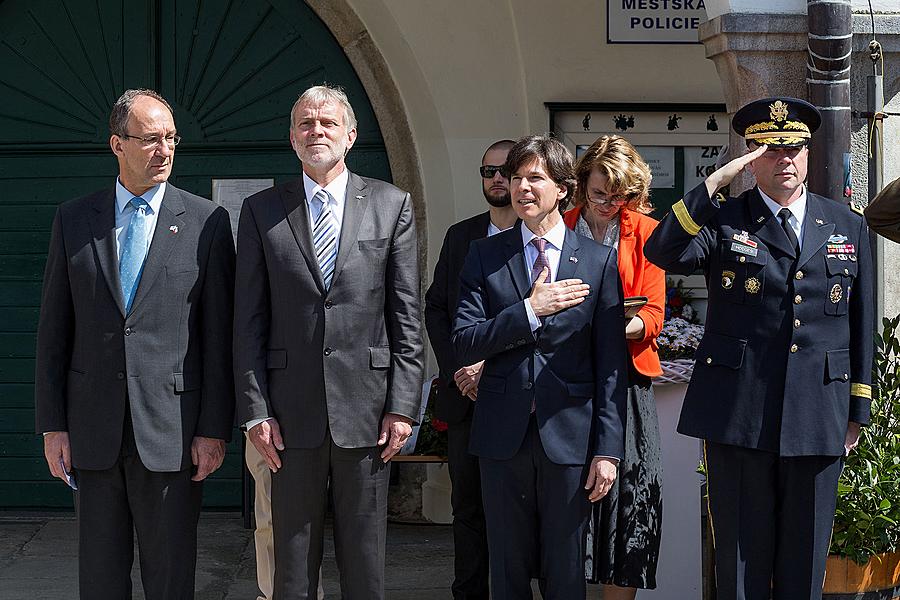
[527,267,590,317]
[704,144,768,197]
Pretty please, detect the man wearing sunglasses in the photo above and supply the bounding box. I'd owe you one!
[35,89,235,599]
[425,139,516,600]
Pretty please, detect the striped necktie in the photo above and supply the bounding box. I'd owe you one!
[120,197,151,312]
[312,189,338,290]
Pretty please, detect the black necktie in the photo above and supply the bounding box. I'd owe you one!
[778,208,800,255]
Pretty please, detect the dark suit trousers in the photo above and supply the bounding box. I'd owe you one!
[705,441,842,600]
[447,417,489,600]
[271,433,389,600]
[74,413,202,600]
[479,417,591,600]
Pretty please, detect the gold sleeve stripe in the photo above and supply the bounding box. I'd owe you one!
[850,383,872,399]
[672,199,702,236]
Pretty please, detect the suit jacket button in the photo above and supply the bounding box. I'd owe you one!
[795,271,804,280]
[790,344,799,353]
[705,357,712,364]
[794,319,801,328]
[117,372,124,380]
[324,300,333,309]
[794,294,802,305]
[534,348,541,355]
[324,347,333,356]
[124,327,132,336]
[523,382,533,390]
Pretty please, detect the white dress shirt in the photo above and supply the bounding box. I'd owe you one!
[759,186,806,251]
[521,218,567,331]
[115,179,166,260]
[303,168,348,250]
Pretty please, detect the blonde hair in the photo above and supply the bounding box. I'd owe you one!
[573,135,653,215]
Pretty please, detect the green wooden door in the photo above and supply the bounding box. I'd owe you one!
[0,0,390,509]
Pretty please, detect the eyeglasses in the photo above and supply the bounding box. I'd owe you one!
[479,165,507,179]
[120,133,182,148]
[586,193,625,207]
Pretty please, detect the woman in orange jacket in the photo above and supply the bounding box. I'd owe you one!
[563,135,665,598]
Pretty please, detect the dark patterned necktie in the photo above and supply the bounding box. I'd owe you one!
[530,238,550,284]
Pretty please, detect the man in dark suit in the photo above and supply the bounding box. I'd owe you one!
[425,139,516,600]
[233,84,424,600]
[645,97,873,600]
[34,89,236,599]
[452,135,628,600]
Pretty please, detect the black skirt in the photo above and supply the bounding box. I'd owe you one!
[585,370,663,589]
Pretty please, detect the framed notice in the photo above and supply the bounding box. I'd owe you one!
[212,178,274,247]
[607,0,707,44]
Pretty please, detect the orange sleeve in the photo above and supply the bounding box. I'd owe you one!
[632,216,665,343]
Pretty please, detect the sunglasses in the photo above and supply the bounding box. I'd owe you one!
[479,165,507,179]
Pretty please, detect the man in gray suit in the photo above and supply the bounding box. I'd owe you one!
[34,89,235,599]
[233,84,424,600]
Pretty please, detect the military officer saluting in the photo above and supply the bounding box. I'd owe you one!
[645,97,873,600]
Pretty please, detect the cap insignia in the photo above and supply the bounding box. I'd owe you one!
[770,101,789,122]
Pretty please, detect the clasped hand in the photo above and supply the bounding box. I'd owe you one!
[527,267,590,317]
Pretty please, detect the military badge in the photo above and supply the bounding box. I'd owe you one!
[732,232,757,248]
[745,277,761,294]
[830,283,843,304]
[770,100,789,122]
[828,234,848,244]
[722,270,735,290]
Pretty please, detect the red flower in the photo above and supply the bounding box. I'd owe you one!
[431,418,449,432]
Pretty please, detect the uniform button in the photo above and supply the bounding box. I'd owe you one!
[795,271,804,280]
[505,344,514,350]
[523,382,533,390]
[706,357,713,364]
[323,347,333,356]
[794,319,801,328]
[117,372,125,380]
[794,294,802,305]
[534,348,541,355]
[739,256,746,263]
[843,373,849,381]
[517,338,527,345]
[790,344,799,353]
[324,300,333,309]
[124,327,133,336]
[843,268,850,276]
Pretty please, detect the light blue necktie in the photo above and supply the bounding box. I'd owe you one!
[312,190,338,290]
[120,197,151,311]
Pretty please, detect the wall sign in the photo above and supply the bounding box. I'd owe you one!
[608,0,707,44]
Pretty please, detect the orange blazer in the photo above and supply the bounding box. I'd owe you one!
[563,206,665,377]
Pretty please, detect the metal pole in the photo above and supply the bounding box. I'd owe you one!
[868,72,885,324]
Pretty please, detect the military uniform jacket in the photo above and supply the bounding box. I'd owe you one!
[644,183,873,457]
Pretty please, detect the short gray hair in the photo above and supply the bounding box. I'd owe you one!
[109,89,173,136]
[290,84,357,131]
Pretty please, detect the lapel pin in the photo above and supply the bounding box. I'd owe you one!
[169,225,178,234]
[815,218,824,225]
[569,256,578,263]
[756,216,765,223]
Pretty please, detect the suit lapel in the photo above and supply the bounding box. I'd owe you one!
[128,186,185,315]
[88,189,125,317]
[281,178,326,294]
[747,188,796,259]
[797,194,835,269]
[504,227,531,300]
[331,172,369,288]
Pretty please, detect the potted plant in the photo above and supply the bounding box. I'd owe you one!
[824,315,900,596]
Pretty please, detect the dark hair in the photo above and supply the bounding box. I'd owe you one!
[482,139,516,164]
[109,89,174,136]
[503,135,576,207]
[573,135,653,215]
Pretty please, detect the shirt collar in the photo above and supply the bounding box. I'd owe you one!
[115,179,166,215]
[759,185,807,223]
[303,169,349,207]
[520,217,567,251]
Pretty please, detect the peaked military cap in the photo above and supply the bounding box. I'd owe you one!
[732,97,822,147]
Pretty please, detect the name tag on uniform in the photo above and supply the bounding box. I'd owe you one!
[731,242,759,257]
